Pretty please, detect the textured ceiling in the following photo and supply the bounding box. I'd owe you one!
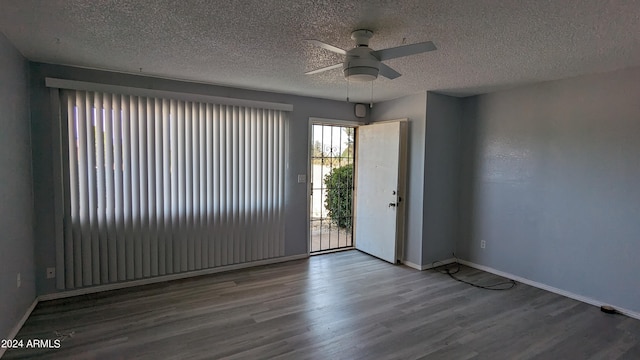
[1,0,640,102]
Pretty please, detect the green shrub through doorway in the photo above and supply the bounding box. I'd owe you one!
[324,164,353,229]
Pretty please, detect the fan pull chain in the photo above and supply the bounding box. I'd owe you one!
[370,81,373,108]
[346,62,350,102]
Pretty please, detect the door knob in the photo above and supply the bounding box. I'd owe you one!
[388,203,397,207]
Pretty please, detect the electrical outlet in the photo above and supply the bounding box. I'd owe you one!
[46,267,56,279]
[17,273,21,288]
[480,240,486,249]
[297,174,306,183]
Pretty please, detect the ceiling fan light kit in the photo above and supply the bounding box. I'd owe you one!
[306,29,437,82]
[345,63,379,82]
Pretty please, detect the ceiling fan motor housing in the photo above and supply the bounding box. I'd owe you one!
[344,46,380,81]
[351,29,373,46]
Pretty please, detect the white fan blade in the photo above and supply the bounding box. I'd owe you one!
[372,41,436,61]
[378,63,401,79]
[306,40,347,55]
[305,63,343,75]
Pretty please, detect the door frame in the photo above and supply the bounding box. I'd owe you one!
[307,117,364,256]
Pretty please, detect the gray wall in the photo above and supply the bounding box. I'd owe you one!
[0,33,35,339]
[458,66,640,313]
[370,92,427,265]
[423,92,462,264]
[370,92,462,267]
[29,63,358,295]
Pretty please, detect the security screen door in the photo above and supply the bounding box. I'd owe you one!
[309,123,355,253]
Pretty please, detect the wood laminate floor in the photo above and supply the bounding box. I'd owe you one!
[5,250,640,359]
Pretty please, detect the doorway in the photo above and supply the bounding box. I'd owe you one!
[309,123,355,253]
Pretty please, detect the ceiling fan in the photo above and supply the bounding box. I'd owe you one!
[305,29,437,82]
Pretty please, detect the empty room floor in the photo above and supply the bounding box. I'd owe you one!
[5,251,640,359]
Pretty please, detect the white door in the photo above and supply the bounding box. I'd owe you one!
[354,120,407,264]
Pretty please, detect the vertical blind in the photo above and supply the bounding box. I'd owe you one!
[60,90,287,289]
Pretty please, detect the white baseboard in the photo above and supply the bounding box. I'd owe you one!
[0,298,38,359]
[458,259,640,321]
[402,260,423,270]
[39,254,309,301]
[402,258,456,271]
